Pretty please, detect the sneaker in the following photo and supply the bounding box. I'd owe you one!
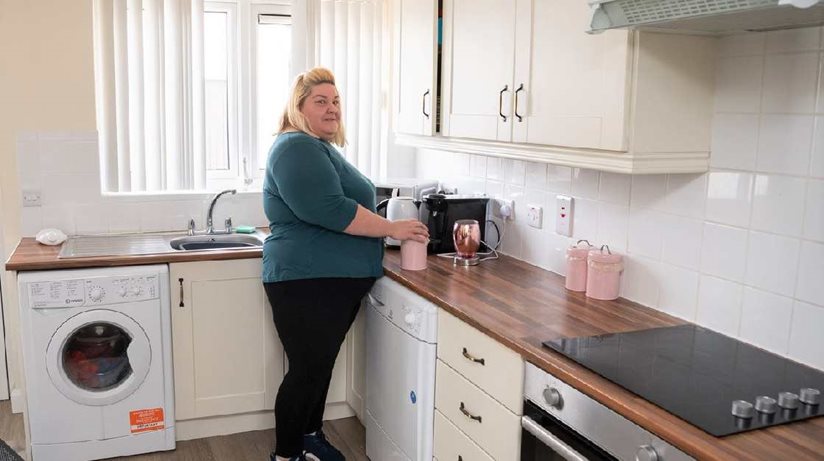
[269,451,308,461]
[303,429,345,461]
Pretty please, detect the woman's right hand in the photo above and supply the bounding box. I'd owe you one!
[388,219,429,243]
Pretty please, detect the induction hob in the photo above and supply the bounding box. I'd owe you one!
[543,324,824,436]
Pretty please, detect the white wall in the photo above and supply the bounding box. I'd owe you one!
[417,29,824,371]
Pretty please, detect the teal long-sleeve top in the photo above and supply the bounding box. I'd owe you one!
[262,131,384,282]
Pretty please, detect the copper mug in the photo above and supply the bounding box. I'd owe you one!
[453,219,480,258]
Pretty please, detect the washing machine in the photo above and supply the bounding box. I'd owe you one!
[18,264,175,461]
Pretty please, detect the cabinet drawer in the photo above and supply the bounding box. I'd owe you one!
[434,409,494,461]
[437,309,523,413]
[435,360,521,461]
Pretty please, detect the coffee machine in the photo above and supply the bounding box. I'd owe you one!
[420,194,489,254]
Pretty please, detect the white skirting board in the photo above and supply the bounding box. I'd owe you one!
[175,402,356,441]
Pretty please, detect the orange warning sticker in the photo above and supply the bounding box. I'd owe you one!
[129,408,165,434]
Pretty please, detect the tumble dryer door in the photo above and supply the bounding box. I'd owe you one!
[46,309,151,406]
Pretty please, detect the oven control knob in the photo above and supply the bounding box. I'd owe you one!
[732,400,754,418]
[404,313,416,325]
[635,444,659,461]
[542,387,563,409]
[778,392,800,409]
[755,396,777,414]
[800,388,820,405]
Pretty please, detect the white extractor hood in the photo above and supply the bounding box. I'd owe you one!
[589,0,824,34]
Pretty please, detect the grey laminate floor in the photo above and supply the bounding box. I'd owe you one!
[0,400,367,461]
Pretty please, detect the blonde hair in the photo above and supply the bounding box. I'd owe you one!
[278,67,346,147]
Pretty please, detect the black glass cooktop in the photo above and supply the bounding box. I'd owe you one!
[543,324,824,436]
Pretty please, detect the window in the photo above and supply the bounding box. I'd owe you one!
[93,0,293,193]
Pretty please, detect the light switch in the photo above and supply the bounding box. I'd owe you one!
[556,195,573,236]
[22,189,42,207]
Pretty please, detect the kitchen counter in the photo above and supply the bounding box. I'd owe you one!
[6,238,824,459]
[381,250,824,461]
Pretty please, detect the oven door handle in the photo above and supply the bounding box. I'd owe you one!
[521,415,588,461]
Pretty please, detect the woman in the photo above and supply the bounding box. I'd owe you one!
[262,67,428,461]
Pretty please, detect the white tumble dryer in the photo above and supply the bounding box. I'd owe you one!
[18,264,175,461]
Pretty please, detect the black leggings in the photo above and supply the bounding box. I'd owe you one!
[264,277,376,457]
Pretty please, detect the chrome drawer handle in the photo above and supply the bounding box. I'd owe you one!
[459,402,482,423]
[522,416,587,461]
[462,347,485,365]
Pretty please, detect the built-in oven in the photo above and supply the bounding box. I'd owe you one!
[521,400,616,460]
[522,362,694,461]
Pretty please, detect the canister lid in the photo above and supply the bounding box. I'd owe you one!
[588,245,623,263]
[567,239,593,257]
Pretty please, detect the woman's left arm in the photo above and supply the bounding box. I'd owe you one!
[344,205,428,243]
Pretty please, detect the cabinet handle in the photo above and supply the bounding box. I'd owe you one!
[458,457,463,461]
[514,83,524,122]
[462,347,485,365]
[498,85,508,122]
[178,278,184,307]
[459,402,482,423]
[422,89,430,118]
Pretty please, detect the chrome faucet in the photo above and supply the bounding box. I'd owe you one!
[206,189,237,234]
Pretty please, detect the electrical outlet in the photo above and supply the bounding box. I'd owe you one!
[527,204,542,229]
[22,189,42,207]
[556,195,573,236]
[491,198,514,220]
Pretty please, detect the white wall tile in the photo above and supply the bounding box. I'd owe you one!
[812,116,824,178]
[714,56,763,113]
[696,275,743,338]
[453,153,471,173]
[751,174,807,236]
[16,137,41,189]
[521,226,549,269]
[40,204,76,235]
[596,203,628,252]
[661,215,703,270]
[105,202,145,234]
[546,233,572,276]
[804,179,824,242]
[74,204,109,235]
[486,157,503,181]
[469,155,487,178]
[627,208,665,259]
[19,207,43,237]
[761,52,819,113]
[504,159,526,185]
[500,220,523,259]
[506,184,526,224]
[795,240,824,306]
[486,180,504,200]
[571,168,600,200]
[525,162,547,190]
[766,28,821,53]
[39,139,99,175]
[546,165,572,194]
[663,173,707,219]
[718,33,765,57]
[817,56,824,114]
[710,114,759,170]
[745,231,801,297]
[788,301,824,369]
[740,287,793,354]
[756,115,813,176]
[705,171,753,227]
[700,223,749,282]
[657,264,699,321]
[630,175,667,210]
[572,198,599,242]
[621,256,661,307]
[598,172,631,206]
[44,173,101,206]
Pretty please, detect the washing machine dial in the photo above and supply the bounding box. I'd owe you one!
[130,285,142,296]
[118,286,128,297]
[89,286,105,302]
[404,312,417,325]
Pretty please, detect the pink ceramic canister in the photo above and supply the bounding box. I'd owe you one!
[565,240,592,292]
[585,245,624,301]
[400,239,428,271]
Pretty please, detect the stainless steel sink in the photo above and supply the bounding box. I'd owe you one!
[169,233,264,251]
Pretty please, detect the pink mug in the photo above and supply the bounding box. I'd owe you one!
[400,239,428,271]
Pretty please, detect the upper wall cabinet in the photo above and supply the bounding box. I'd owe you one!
[393,0,438,136]
[397,0,717,174]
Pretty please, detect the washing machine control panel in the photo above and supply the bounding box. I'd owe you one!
[28,274,160,308]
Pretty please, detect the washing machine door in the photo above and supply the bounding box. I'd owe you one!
[46,309,151,406]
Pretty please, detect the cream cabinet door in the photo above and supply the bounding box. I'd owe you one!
[511,0,630,151]
[441,0,515,141]
[393,0,438,136]
[170,259,284,420]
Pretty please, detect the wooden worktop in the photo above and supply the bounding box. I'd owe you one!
[382,250,824,461]
[6,238,824,459]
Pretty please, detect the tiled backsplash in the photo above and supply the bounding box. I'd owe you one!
[416,29,824,370]
[16,132,268,237]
